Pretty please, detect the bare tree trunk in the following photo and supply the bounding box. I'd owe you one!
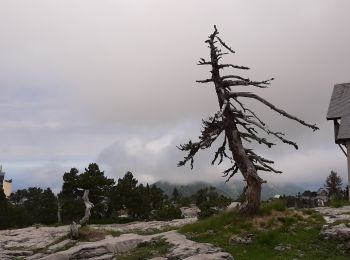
[69,190,94,239]
[57,200,62,224]
[79,190,94,226]
[224,118,261,214]
[209,35,262,214]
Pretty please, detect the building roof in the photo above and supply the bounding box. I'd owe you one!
[338,115,350,140]
[327,83,350,120]
[327,83,350,140]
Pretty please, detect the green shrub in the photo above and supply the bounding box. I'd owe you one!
[328,198,350,208]
[197,202,218,219]
[153,205,182,221]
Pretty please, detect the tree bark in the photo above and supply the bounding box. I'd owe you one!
[208,31,262,214]
[57,200,62,224]
[69,190,94,239]
[79,190,94,226]
[224,116,261,214]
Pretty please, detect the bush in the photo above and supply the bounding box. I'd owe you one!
[153,205,182,221]
[197,202,218,219]
[328,198,350,208]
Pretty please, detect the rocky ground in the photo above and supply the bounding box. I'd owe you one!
[315,205,350,252]
[0,215,232,260]
[2,206,350,259]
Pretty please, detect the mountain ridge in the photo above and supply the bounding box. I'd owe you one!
[152,180,305,201]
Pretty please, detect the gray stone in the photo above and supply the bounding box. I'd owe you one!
[274,243,291,251]
[229,234,253,244]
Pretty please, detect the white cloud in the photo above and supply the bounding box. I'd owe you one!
[146,135,174,154]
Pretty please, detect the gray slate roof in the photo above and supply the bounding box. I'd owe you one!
[327,83,350,140]
[327,83,350,119]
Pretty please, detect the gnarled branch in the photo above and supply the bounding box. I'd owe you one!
[228,92,319,131]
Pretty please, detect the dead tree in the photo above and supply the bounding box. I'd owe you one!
[69,190,94,239]
[178,26,318,214]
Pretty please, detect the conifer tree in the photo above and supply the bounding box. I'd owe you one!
[324,170,343,199]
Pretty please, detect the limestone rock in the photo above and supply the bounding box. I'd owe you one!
[229,234,253,244]
[163,231,233,260]
[274,243,291,251]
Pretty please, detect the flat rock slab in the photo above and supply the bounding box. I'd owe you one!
[41,233,153,260]
[0,225,69,256]
[315,206,350,250]
[315,206,350,224]
[91,217,197,233]
[163,231,233,260]
[38,231,233,260]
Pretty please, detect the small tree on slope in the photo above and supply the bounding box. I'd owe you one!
[178,26,318,215]
[324,170,343,199]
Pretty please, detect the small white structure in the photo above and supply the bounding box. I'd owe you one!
[0,165,12,197]
[3,179,12,197]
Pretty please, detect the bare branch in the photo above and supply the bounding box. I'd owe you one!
[233,98,266,126]
[197,58,212,65]
[215,36,235,53]
[228,92,319,131]
[211,136,230,165]
[218,64,250,70]
[223,78,274,89]
[178,117,224,169]
[221,75,250,82]
[240,132,275,148]
[222,164,239,182]
[196,78,213,83]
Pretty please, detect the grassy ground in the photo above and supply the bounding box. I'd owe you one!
[114,238,170,260]
[179,201,349,260]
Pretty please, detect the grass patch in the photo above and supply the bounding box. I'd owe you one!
[259,199,287,215]
[136,225,178,235]
[114,238,169,260]
[179,204,349,259]
[78,226,106,242]
[329,199,350,208]
[90,217,137,224]
[329,219,350,227]
[103,229,122,237]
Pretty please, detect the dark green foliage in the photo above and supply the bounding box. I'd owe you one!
[193,186,232,219]
[39,188,59,224]
[171,187,181,203]
[59,168,85,223]
[3,187,57,228]
[0,188,9,229]
[328,198,350,208]
[324,170,343,199]
[11,187,58,224]
[153,204,182,221]
[110,172,169,220]
[7,203,31,228]
[78,163,115,218]
[59,163,115,223]
[109,171,139,216]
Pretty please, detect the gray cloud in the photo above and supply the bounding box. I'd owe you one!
[1,1,349,191]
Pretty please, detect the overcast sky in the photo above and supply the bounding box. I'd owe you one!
[1,0,350,192]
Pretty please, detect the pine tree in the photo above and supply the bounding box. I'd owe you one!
[0,188,9,229]
[324,170,343,199]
